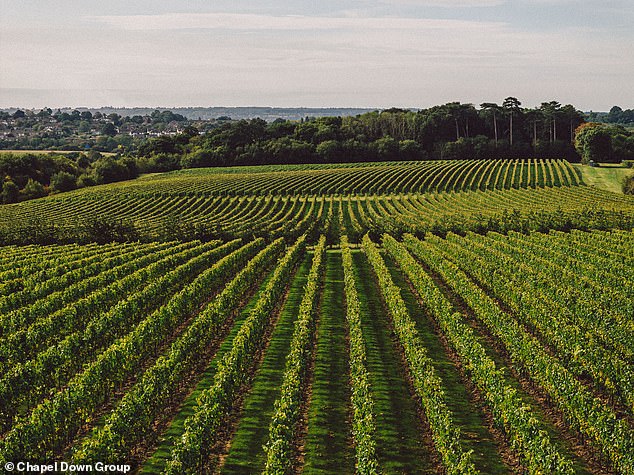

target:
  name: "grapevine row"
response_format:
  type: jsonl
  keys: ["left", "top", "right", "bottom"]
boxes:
{"left": 0, "top": 240, "right": 235, "bottom": 432}
{"left": 384, "top": 234, "right": 575, "bottom": 474}
{"left": 339, "top": 236, "right": 379, "bottom": 474}
{"left": 164, "top": 234, "right": 307, "bottom": 474}
{"left": 263, "top": 235, "right": 326, "bottom": 474}
{"left": 362, "top": 234, "right": 478, "bottom": 475}
{"left": 0, "top": 238, "right": 265, "bottom": 462}
{"left": 408, "top": 234, "right": 634, "bottom": 474}
{"left": 72, "top": 237, "right": 286, "bottom": 464}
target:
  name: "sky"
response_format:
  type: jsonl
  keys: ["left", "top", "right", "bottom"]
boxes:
{"left": 0, "top": 0, "right": 632, "bottom": 111}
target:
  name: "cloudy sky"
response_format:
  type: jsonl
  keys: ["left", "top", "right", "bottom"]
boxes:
{"left": 1, "top": 0, "right": 632, "bottom": 110}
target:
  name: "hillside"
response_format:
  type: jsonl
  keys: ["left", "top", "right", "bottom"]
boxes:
{"left": 4, "top": 158, "right": 633, "bottom": 245}
{"left": 0, "top": 158, "right": 633, "bottom": 475}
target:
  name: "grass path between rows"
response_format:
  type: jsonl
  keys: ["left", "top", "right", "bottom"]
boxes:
{"left": 384, "top": 252, "right": 510, "bottom": 475}
{"left": 139, "top": 263, "right": 281, "bottom": 474}
{"left": 352, "top": 250, "right": 437, "bottom": 474}
{"left": 573, "top": 163, "right": 631, "bottom": 194}
{"left": 220, "top": 255, "right": 312, "bottom": 474}
{"left": 411, "top": 252, "right": 596, "bottom": 475}
{"left": 303, "top": 250, "right": 356, "bottom": 474}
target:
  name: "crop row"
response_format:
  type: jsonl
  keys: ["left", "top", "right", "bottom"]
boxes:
{"left": 72, "top": 237, "right": 286, "bottom": 464}
{"left": 362, "top": 234, "right": 478, "bottom": 475}
{"left": 263, "top": 235, "right": 326, "bottom": 474}
{"left": 2, "top": 185, "right": 633, "bottom": 245}
{"left": 412, "top": 234, "right": 634, "bottom": 474}
{"left": 3, "top": 159, "right": 578, "bottom": 202}
{"left": 442, "top": 232, "right": 634, "bottom": 412}
{"left": 385, "top": 234, "right": 575, "bottom": 473}
{"left": 0, "top": 238, "right": 265, "bottom": 462}
{"left": 164, "top": 234, "right": 307, "bottom": 474}
{"left": 0, "top": 240, "right": 229, "bottom": 431}
{"left": 339, "top": 236, "right": 379, "bottom": 474}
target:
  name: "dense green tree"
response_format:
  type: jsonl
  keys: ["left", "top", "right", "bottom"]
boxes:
{"left": 480, "top": 103, "right": 502, "bottom": 147}
{"left": 611, "top": 128, "right": 634, "bottom": 162}
{"left": 78, "top": 121, "right": 91, "bottom": 133}
{"left": 77, "top": 173, "right": 96, "bottom": 188}
{"left": 100, "top": 123, "right": 117, "bottom": 137}
{"left": 146, "top": 153, "right": 181, "bottom": 172}
{"left": 107, "top": 113, "right": 122, "bottom": 126}
{"left": 539, "top": 101, "right": 561, "bottom": 143}
{"left": 1, "top": 179, "right": 19, "bottom": 204}
{"left": 92, "top": 157, "right": 130, "bottom": 184}
{"left": 398, "top": 139, "right": 424, "bottom": 160}
{"left": 575, "top": 123, "right": 613, "bottom": 163}
{"left": 120, "top": 157, "right": 139, "bottom": 179}
{"left": 316, "top": 140, "right": 345, "bottom": 163}
{"left": 181, "top": 149, "right": 214, "bottom": 168}
{"left": 50, "top": 171, "right": 77, "bottom": 192}
{"left": 21, "top": 178, "right": 47, "bottom": 199}
{"left": 560, "top": 105, "right": 585, "bottom": 143}
{"left": 371, "top": 136, "right": 399, "bottom": 161}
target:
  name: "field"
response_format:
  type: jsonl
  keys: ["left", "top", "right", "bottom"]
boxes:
{"left": 573, "top": 163, "right": 633, "bottom": 194}
{"left": 2, "top": 159, "right": 633, "bottom": 244}
{"left": 0, "top": 158, "right": 633, "bottom": 475}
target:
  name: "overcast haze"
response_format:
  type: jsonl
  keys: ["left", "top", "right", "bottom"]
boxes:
{"left": 1, "top": 0, "right": 632, "bottom": 110}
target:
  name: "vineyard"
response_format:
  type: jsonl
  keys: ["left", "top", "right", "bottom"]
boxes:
{"left": 0, "top": 159, "right": 633, "bottom": 474}
{"left": 0, "top": 159, "right": 633, "bottom": 244}
{"left": 30, "top": 158, "right": 582, "bottom": 196}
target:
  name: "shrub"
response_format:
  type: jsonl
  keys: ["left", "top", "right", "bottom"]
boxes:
{"left": 623, "top": 174, "right": 634, "bottom": 195}
{"left": 77, "top": 173, "right": 96, "bottom": 188}
{"left": 92, "top": 158, "right": 130, "bottom": 184}
{"left": 50, "top": 171, "right": 77, "bottom": 192}
{"left": 82, "top": 218, "right": 139, "bottom": 243}
{"left": 21, "top": 178, "right": 47, "bottom": 200}
{"left": 1, "top": 179, "right": 19, "bottom": 203}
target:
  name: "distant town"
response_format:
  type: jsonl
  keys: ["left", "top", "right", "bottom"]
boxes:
{"left": 0, "top": 107, "right": 376, "bottom": 152}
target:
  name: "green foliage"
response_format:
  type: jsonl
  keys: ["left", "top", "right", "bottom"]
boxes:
{"left": 165, "top": 235, "right": 306, "bottom": 474}
{"left": 263, "top": 236, "right": 326, "bottom": 474}
{"left": 1, "top": 179, "right": 19, "bottom": 203}
{"left": 50, "top": 171, "right": 77, "bottom": 192}
{"left": 623, "top": 174, "right": 634, "bottom": 195}
{"left": 77, "top": 173, "right": 96, "bottom": 188}
{"left": 92, "top": 157, "right": 131, "bottom": 184}
{"left": 21, "top": 178, "right": 47, "bottom": 199}
{"left": 363, "top": 234, "right": 478, "bottom": 475}
{"left": 390, "top": 235, "right": 576, "bottom": 474}
{"left": 575, "top": 123, "right": 613, "bottom": 163}
{"left": 339, "top": 236, "right": 379, "bottom": 474}
{"left": 137, "top": 153, "right": 181, "bottom": 173}
{"left": 1, "top": 100, "right": 589, "bottom": 165}
{"left": 71, "top": 240, "right": 270, "bottom": 465}
{"left": 315, "top": 139, "right": 344, "bottom": 163}
{"left": 575, "top": 122, "right": 634, "bottom": 164}
{"left": 0, "top": 241, "right": 260, "bottom": 464}
{"left": 100, "top": 122, "right": 117, "bottom": 137}
{"left": 180, "top": 149, "right": 214, "bottom": 168}
{"left": 82, "top": 218, "right": 139, "bottom": 243}
{"left": 0, "top": 242, "right": 226, "bottom": 433}
{"left": 411, "top": 233, "right": 634, "bottom": 474}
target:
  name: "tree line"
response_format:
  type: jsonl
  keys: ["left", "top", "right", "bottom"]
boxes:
{"left": 137, "top": 98, "right": 591, "bottom": 170}
{"left": 0, "top": 152, "right": 138, "bottom": 204}
{"left": 3, "top": 99, "right": 634, "bottom": 204}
